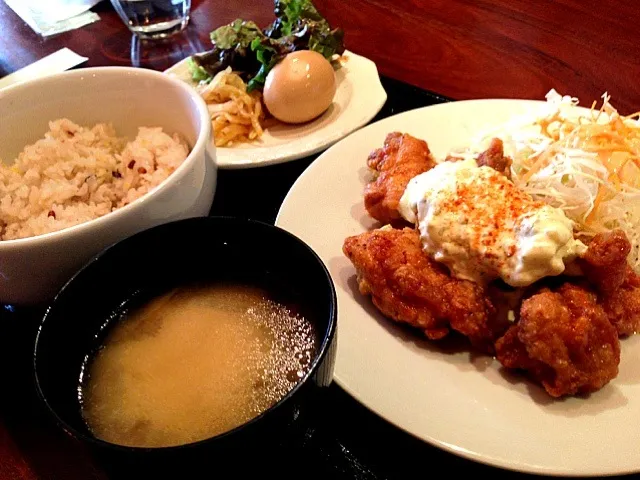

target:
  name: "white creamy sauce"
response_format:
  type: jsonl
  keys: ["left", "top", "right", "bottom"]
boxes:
{"left": 398, "top": 158, "right": 586, "bottom": 287}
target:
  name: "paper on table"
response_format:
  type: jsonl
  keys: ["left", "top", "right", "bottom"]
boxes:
{"left": 5, "top": 0, "right": 103, "bottom": 37}
{"left": 0, "top": 48, "right": 88, "bottom": 90}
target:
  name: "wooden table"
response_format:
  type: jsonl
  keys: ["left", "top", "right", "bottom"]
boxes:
{"left": 1, "top": 1, "right": 640, "bottom": 479}
{"left": 2, "top": 0, "right": 640, "bottom": 112}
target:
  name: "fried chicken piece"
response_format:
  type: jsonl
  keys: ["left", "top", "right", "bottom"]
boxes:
{"left": 495, "top": 282, "right": 620, "bottom": 397}
{"left": 444, "top": 137, "right": 512, "bottom": 178}
{"left": 600, "top": 268, "right": 640, "bottom": 336}
{"left": 577, "top": 230, "right": 640, "bottom": 335}
{"left": 364, "top": 133, "right": 435, "bottom": 224}
{"left": 579, "top": 229, "right": 631, "bottom": 295}
{"left": 475, "top": 138, "right": 512, "bottom": 178}
{"left": 342, "top": 227, "right": 506, "bottom": 350}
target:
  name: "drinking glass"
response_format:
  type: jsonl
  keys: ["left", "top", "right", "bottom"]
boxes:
{"left": 110, "top": 0, "right": 191, "bottom": 40}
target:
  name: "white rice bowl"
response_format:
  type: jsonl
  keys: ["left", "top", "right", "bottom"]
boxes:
{"left": 0, "top": 67, "right": 216, "bottom": 305}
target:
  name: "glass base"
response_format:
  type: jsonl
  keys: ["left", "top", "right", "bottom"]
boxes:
{"left": 129, "top": 16, "right": 189, "bottom": 40}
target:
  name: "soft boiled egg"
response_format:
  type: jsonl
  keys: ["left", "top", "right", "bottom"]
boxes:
{"left": 263, "top": 50, "right": 337, "bottom": 124}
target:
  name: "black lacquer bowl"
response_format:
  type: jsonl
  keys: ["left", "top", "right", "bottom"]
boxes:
{"left": 33, "top": 216, "right": 337, "bottom": 475}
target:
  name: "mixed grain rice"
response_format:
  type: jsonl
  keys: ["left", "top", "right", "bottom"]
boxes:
{"left": 0, "top": 119, "right": 189, "bottom": 240}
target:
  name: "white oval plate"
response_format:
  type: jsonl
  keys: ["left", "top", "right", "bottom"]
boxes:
{"left": 164, "top": 50, "right": 386, "bottom": 169}
{"left": 275, "top": 99, "right": 640, "bottom": 477}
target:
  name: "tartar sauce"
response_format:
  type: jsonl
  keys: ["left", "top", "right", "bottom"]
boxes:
{"left": 398, "top": 158, "right": 586, "bottom": 287}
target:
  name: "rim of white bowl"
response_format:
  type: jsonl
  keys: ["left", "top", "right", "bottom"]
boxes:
{"left": 0, "top": 66, "right": 212, "bottom": 251}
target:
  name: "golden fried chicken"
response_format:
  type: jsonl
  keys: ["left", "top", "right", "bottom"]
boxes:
{"left": 495, "top": 282, "right": 620, "bottom": 397}
{"left": 579, "top": 229, "right": 631, "bottom": 295}
{"left": 445, "top": 137, "right": 512, "bottom": 178}
{"left": 354, "top": 132, "right": 636, "bottom": 399}
{"left": 577, "top": 230, "right": 640, "bottom": 335}
{"left": 342, "top": 227, "right": 507, "bottom": 350}
{"left": 475, "top": 138, "right": 512, "bottom": 178}
{"left": 600, "top": 268, "right": 640, "bottom": 336}
{"left": 364, "top": 133, "right": 435, "bottom": 224}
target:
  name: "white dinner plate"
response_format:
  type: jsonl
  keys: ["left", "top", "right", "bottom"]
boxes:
{"left": 275, "top": 99, "right": 640, "bottom": 477}
{"left": 164, "top": 50, "right": 387, "bottom": 169}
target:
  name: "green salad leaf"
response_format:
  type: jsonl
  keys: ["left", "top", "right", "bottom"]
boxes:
{"left": 187, "top": 57, "right": 213, "bottom": 83}
{"left": 210, "top": 19, "right": 263, "bottom": 49}
{"left": 273, "top": 0, "right": 324, "bottom": 35}
{"left": 188, "top": 0, "right": 345, "bottom": 91}
{"left": 247, "top": 37, "right": 277, "bottom": 90}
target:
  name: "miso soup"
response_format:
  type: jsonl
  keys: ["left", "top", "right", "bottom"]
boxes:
{"left": 80, "top": 283, "right": 317, "bottom": 448}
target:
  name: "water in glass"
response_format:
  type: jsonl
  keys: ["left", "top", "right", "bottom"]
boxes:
{"left": 111, "top": 0, "right": 191, "bottom": 39}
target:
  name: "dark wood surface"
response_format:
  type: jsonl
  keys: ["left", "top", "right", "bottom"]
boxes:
{"left": 2, "top": 0, "right": 640, "bottom": 112}
{"left": 316, "top": 0, "right": 640, "bottom": 114}
{"left": 2, "top": 1, "right": 640, "bottom": 478}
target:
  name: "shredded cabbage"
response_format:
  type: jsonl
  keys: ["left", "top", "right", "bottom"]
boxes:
{"left": 450, "top": 89, "right": 640, "bottom": 273}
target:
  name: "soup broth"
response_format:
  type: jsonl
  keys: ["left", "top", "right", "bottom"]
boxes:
{"left": 80, "top": 283, "right": 317, "bottom": 448}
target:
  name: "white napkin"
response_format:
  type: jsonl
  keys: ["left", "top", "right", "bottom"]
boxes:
{"left": 0, "top": 48, "right": 88, "bottom": 90}
{"left": 5, "top": 0, "right": 103, "bottom": 37}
